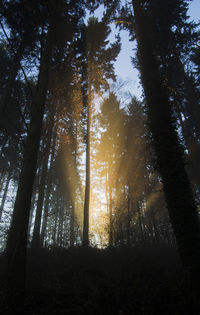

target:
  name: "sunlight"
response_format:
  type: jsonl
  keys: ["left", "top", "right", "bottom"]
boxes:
{"left": 1, "top": 0, "right": 200, "bottom": 312}
{"left": 87, "top": 92, "right": 128, "bottom": 246}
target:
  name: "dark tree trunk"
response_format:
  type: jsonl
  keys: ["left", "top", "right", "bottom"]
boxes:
{"left": 83, "top": 102, "right": 91, "bottom": 247}
{"left": 132, "top": 0, "right": 200, "bottom": 305}
{"left": 40, "top": 172, "right": 51, "bottom": 247}
{"left": 40, "top": 129, "right": 56, "bottom": 247}
{"left": 52, "top": 192, "right": 59, "bottom": 247}
{"left": 70, "top": 205, "right": 75, "bottom": 247}
{"left": 108, "top": 172, "right": 113, "bottom": 247}
{"left": 57, "top": 198, "right": 64, "bottom": 247}
{"left": 127, "top": 195, "right": 131, "bottom": 247}
{"left": 6, "top": 26, "right": 54, "bottom": 303}
{"left": 0, "top": 168, "right": 12, "bottom": 221}
{"left": 0, "top": 168, "right": 6, "bottom": 192}
{"left": 81, "top": 26, "right": 91, "bottom": 247}
{"left": 31, "top": 109, "right": 54, "bottom": 250}
{"left": 27, "top": 187, "right": 37, "bottom": 243}
{"left": 150, "top": 207, "right": 159, "bottom": 244}
{"left": 27, "top": 167, "right": 42, "bottom": 240}
{"left": 137, "top": 201, "right": 144, "bottom": 242}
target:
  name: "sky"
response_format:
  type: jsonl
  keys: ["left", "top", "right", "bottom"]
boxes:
{"left": 107, "top": 0, "right": 200, "bottom": 100}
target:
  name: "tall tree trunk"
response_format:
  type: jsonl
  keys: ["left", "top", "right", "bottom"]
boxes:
{"left": 83, "top": 102, "right": 91, "bottom": 247}
{"left": 40, "top": 129, "right": 56, "bottom": 247}
{"left": 81, "top": 26, "right": 91, "bottom": 247}
{"left": 0, "top": 136, "right": 8, "bottom": 157}
{"left": 31, "top": 108, "right": 54, "bottom": 250}
{"left": 57, "top": 197, "right": 64, "bottom": 247}
{"left": 108, "top": 171, "right": 113, "bottom": 247}
{"left": 149, "top": 206, "right": 159, "bottom": 244}
{"left": 52, "top": 190, "right": 59, "bottom": 247}
{"left": 27, "top": 187, "right": 37, "bottom": 244}
{"left": 70, "top": 205, "right": 75, "bottom": 247}
{"left": 27, "top": 166, "right": 43, "bottom": 241}
{"left": 132, "top": 0, "right": 200, "bottom": 304}
{"left": 0, "top": 168, "right": 12, "bottom": 221}
{"left": 70, "top": 120, "right": 78, "bottom": 247}
{"left": 127, "top": 195, "right": 131, "bottom": 247}
{"left": 137, "top": 201, "right": 144, "bottom": 242}
{"left": 0, "top": 168, "right": 6, "bottom": 192}
{"left": 6, "top": 25, "right": 54, "bottom": 302}
{"left": 40, "top": 182, "right": 50, "bottom": 247}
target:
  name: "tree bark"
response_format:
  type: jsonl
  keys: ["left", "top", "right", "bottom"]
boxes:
{"left": 132, "top": 0, "right": 200, "bottom": 305}
{"left": 27, "top": 186, "right": 37, "bottom": 244}
{"left": 70, "top": 205, "right": 75, "bottom": 247}
{"left": 0, "top": 168, "right": 12, "bottom": 221}
{"left": 52, "top": 191, "right": 59, "bottom": 247}
{"left": 137, "top": 201, "right": 144, "bottom": 242}
{"left": 6, "top": 25, "right": 54, "bottom": 303}
{"left": 31, "top": 108, "right": 54, "bottom": 250}
{"left": 83, "top": 101, "right": 91, "bottom": 247}
{"left": 40, "top": 128, "right": 56, "bottom": 247}
{"left": 108, "top": 170, "right": 113, "bottom": 247}
{"left": 0, "top": 168, "right": 6, "bottom": 192}
{"left": 127, "top": 195, "right": 131, "bottom": 247}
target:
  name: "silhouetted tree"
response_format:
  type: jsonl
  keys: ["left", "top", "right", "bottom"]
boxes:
{"left": 132, "top": 0, "right": 200, "bottom": 305}
{"left": 80, "top": 18, "right": 120, "bottom": 247}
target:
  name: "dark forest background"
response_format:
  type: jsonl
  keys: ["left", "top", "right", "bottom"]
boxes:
{"left": 0, "top": 0, "right": 200, "bottom": 314}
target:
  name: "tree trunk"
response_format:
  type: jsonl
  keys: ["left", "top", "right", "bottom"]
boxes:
{"left": 0, "top": 168, "right": 6, "bottom": 192}
{"left": 137, "top": 201, "right": 144, "bottom": 242}
{"left": 108, "top": 172, "right": 113, "bottom": 247}
{"left": 127, "top": 195, "right": 131, "bottom": 247}
{"left": 40, "top": 129, "right": 56, "bottom": 247}
{"left": 31, "top": 109, "right": 54, "bottom": 250}
{"left": 70, "top": 205, "right": 75, "bottom": 247}
{"left": 83, "top": 101, "right": 91, "bottom": 247}
{"left": 132, "top": 0, "right": 200, "bottom": 305}
{"left": 57, "top": 198, "right": 64, "bottom": 247}
{"left": 40, "top": 173, "right": 51, "bottom": 247}
{"left": 52, "top": 191, "right": 59, "bottom": 247}
{"left": 27, "top": 187, "right": 37, "bottom": 244}
{"left": 6, "top": 25, "right": 54, "bottom": 303}
{"left": 0, "top": 168, "right": 12, "bottom": 221}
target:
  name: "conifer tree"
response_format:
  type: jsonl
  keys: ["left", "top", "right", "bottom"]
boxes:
{"left": 5, "top": 0, "right": 86, "bottom": 302}
{"left": 80, "top": 18, "right": 120, "bottom": 247}
{"left": 132, "top": 0, "right": 200, "bottom": 305}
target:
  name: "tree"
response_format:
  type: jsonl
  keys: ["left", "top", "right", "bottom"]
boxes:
{"left": 132, "top": 0, "right": 200, "bottom": 305}
{"left": 96, "top": 92, "right": 125, "bottom": 246}
{"left": 0, "top": 0, "right": 46, "bottom": 130}
{"left": 80, "top": 17, "right": 120, "bottom": 246}
{"left": 191, "top": 45, "right": 200, "bottom": 87}
{"left": 6, "top": 24, "right": 55, "bottom": 304}
{"left": 5, "top": 0, "right": 72, "bottom": 302}
{"left": 31, "top": 105, "right": 54, "bottom": 250}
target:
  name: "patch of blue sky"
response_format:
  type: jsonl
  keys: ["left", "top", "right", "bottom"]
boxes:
{"left": 90, "top": 0, "right": 200, "bottom": 102}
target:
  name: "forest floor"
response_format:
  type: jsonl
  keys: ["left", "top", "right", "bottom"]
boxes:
{"left": 0, "top": 245, "right": 193, "bottom": 315}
